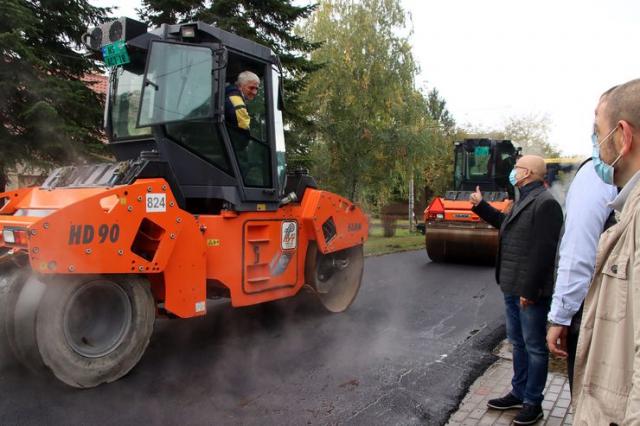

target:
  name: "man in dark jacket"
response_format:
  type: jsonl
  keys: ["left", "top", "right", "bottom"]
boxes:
{"left": 470, "top": 154, "right": 563, "bottom": 425}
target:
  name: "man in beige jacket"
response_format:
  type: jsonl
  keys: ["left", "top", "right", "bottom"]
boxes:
{"left": 573, "top": 78, "right": 640, "bottom": 424}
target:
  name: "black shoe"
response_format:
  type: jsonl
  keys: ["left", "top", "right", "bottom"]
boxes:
{"left": 486, "top": 392, "right": 523, "bottom": 410}
{"left": 513, "top": 403, "right": 543, "bottom": 425}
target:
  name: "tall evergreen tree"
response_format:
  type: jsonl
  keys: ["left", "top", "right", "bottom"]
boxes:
{"left": 138, "top": 0, "right": 322, "bottom": 168}
{"left": 425, "top": 88, "right": 455, "bottom": 134}
{"left": 0, "top": 0, "right": 110, "bottom": 191}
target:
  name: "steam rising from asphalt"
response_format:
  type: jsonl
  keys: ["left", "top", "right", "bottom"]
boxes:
{"left": 0, "top": 250, "right": 506, "bottom": 425}
{"left": 548, "top": 167, "right": 578, "bottom": 211}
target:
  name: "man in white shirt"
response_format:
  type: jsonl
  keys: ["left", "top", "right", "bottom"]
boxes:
{"left": 546, "top": 156, "right": 616, "bottom": 392}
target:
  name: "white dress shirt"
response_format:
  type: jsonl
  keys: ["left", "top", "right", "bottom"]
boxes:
{"left": 548, "top": 161, "right": 618, "bottom": 325}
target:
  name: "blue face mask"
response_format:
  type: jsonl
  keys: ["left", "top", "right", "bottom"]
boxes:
{"left": 509, "top": 169, "right": 518, "bottom": 186}
{"left": 591, "top": 128, "right": 622, "bottom": 185}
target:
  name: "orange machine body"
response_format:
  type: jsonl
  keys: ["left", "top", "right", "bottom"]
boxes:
{"left": 422, "top": 196, "right": 514, "bottom": 262}
{"left": 423, "top": 197, "right": 513, "bottom": 224}
{"left": 0, "top": 179, "right": 368, "bottom": 319}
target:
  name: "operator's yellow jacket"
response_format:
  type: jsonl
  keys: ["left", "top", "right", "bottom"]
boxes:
{"left": 224, "top": 85, "right": 250, "bottom": 133}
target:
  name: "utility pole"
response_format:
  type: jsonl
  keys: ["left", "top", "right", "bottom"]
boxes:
{"left": 408, "top": 175, "right": 414, "bottom": 233}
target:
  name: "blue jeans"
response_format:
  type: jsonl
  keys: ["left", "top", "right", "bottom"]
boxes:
{"left": 504, "top": 294, "right": 550, "bottom": 406}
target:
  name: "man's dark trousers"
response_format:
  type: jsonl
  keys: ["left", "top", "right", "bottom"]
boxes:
{"left": 566, "top": 305, "right": 582, "bottom": 393}
{"left": 505, "top": 294, "right": 551, "bottom": 405}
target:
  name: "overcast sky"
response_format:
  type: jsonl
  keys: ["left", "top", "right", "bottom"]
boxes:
{"left": 92, "top": 0, "right": 640, "bottom": 155}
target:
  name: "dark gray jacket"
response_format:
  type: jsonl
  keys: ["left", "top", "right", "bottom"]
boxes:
{"left": 472, "top": 184, "right": 563, "bottom": 300}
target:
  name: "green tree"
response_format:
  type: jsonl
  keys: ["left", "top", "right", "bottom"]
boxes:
{"left": 138, "top": 0, "right": 321, "bottom": 168}
{"left": 303, "top": 0, "right": 409, "bottom": 199}
{"left": 425, "top": 88, "right": 455, "bottom": 134}
{"left": 0, "top": 0, "right": 109, "bottom": 191}
{"left": 501, "top": 114, "right": 559, "bottom": 157}
{"left": 300, "top": 0, "right": 453, "bottom": 209}
{"left": 464, "top": 114, "right": 559, "bottom": 158}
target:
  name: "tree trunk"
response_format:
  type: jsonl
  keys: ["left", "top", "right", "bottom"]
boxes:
{"left": 0, "top": 167, "right": 7, "bottom": 193}
{"left": 349, "top": 177, "right": 358, "bottom": 202}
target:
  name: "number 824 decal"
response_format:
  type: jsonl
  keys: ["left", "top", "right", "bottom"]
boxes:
{"left": 146, "top": 193, "right": 166, "bottom": 212}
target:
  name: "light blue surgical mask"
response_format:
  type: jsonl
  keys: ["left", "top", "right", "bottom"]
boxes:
{"left": 591, "top": 127, "right": 622, "bottom": 185}
{"left": 509, "top": 169, "right": 518, "bottom": 186}
{"left": 509, "top": 167, "right": 528, "bottom": 187}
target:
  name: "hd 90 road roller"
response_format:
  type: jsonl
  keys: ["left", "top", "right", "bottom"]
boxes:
{"left": 0, "top": 18, "right": 368, "bottom": 388}
{"left": 423, "top": 139, "right": 519, "bottom": 263}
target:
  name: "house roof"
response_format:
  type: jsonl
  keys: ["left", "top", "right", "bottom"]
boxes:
{"left": 82, "top": 73, "right": 108, "bottom": 95}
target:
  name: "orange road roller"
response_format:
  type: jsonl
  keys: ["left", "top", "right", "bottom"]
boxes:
{"left": 0, "top": 18, "right": 368, "bottom": 388}
{"left": 423, "top": 139, "right": 519, "bottom": 263}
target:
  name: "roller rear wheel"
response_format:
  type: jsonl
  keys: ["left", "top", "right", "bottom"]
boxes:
{"left": 35, "top": 275, "right": 156, "bottom": 388}
{"left": 304, "top": 243, "right": 364, "bottom": 313}
{"left": 0, "top": 268, "right": 28, "bottom": 366}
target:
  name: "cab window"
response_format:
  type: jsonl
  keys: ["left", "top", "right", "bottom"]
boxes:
{"left": 165, "top": 121, "right": 232, "bottom": 173}
{"left": 224, "top": 60, "right": 272, "bottom": 188}
{"left": 111, "top": 66, "right": 151, "bottom": 139}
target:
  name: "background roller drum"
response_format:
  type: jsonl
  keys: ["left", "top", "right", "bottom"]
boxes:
{"left": 304, "top": 243, "right": 364, "bottom": 313}
{"left": 425, "top": 224, "right": 498, "bottom": 264}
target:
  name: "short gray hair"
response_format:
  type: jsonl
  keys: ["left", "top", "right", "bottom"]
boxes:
{"left": 600, "top": 84, "right": 618, "bottom": 101}
{"left": 607, "top": 78, "right": 640, "bottom": 128}
{"left": 236, "top": 71, "right": 260, "bottom": 86}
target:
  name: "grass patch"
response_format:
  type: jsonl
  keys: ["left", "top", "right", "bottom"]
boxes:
{"left": 364, "top": 226, "right": 424, "bottom": 256}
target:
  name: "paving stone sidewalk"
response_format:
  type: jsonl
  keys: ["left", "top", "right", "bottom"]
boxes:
{"left": 446, "top": 341, "right": 572, "bottom": 425}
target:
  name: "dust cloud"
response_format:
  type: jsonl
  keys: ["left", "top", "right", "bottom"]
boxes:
{"left": 548, "top": 167, "right": 579, "bottom": 210}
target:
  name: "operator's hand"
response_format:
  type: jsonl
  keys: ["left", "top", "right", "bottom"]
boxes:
{"left": 546, "top": 324, "right": 569, "bottom": 358}
{"left": 519, "top": 296, "right": 534, "bottom": 309}
{"left": 469, "top": 186, "right": 483, "bottom": 206}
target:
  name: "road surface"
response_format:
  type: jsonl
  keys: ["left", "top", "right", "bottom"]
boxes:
{"left": 0, "top": 250, "right": 505, "bottom": 425}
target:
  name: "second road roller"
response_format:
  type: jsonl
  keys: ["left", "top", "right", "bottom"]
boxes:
{"left": 422, "top": 139, "right": 520, "bottom": 263}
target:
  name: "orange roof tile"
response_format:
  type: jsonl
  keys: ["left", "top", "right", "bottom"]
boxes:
{"left": 82, "top": 73, "right": 108, "bottom": 95}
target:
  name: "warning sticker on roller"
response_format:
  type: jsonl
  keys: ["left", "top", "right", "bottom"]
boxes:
{"left": 281, "top": 221, "right": 297, "bottom": 250}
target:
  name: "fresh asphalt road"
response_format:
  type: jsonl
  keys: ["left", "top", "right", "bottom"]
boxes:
{"left": 0, "top": 249, "right": 505, "bottom": 425}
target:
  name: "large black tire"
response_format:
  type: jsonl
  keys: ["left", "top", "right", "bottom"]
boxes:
{"left": 0, "top": 268, "right": 21, "bottom": 366}
{"left": 34, "top": 275, "right": 155, "bottom": 388}
{"left": 0, "top": 265, "right": 40, "bottom": 365}
{"left": 11, "top": 274, "right": 47, "bottom": 372}
{"left": 304, "top": 243, "right": 364, "bottom": 313}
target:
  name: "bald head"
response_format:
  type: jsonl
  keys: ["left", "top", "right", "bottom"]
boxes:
{"left": 516, "top": 155, "right": 546, "bottom": 184}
